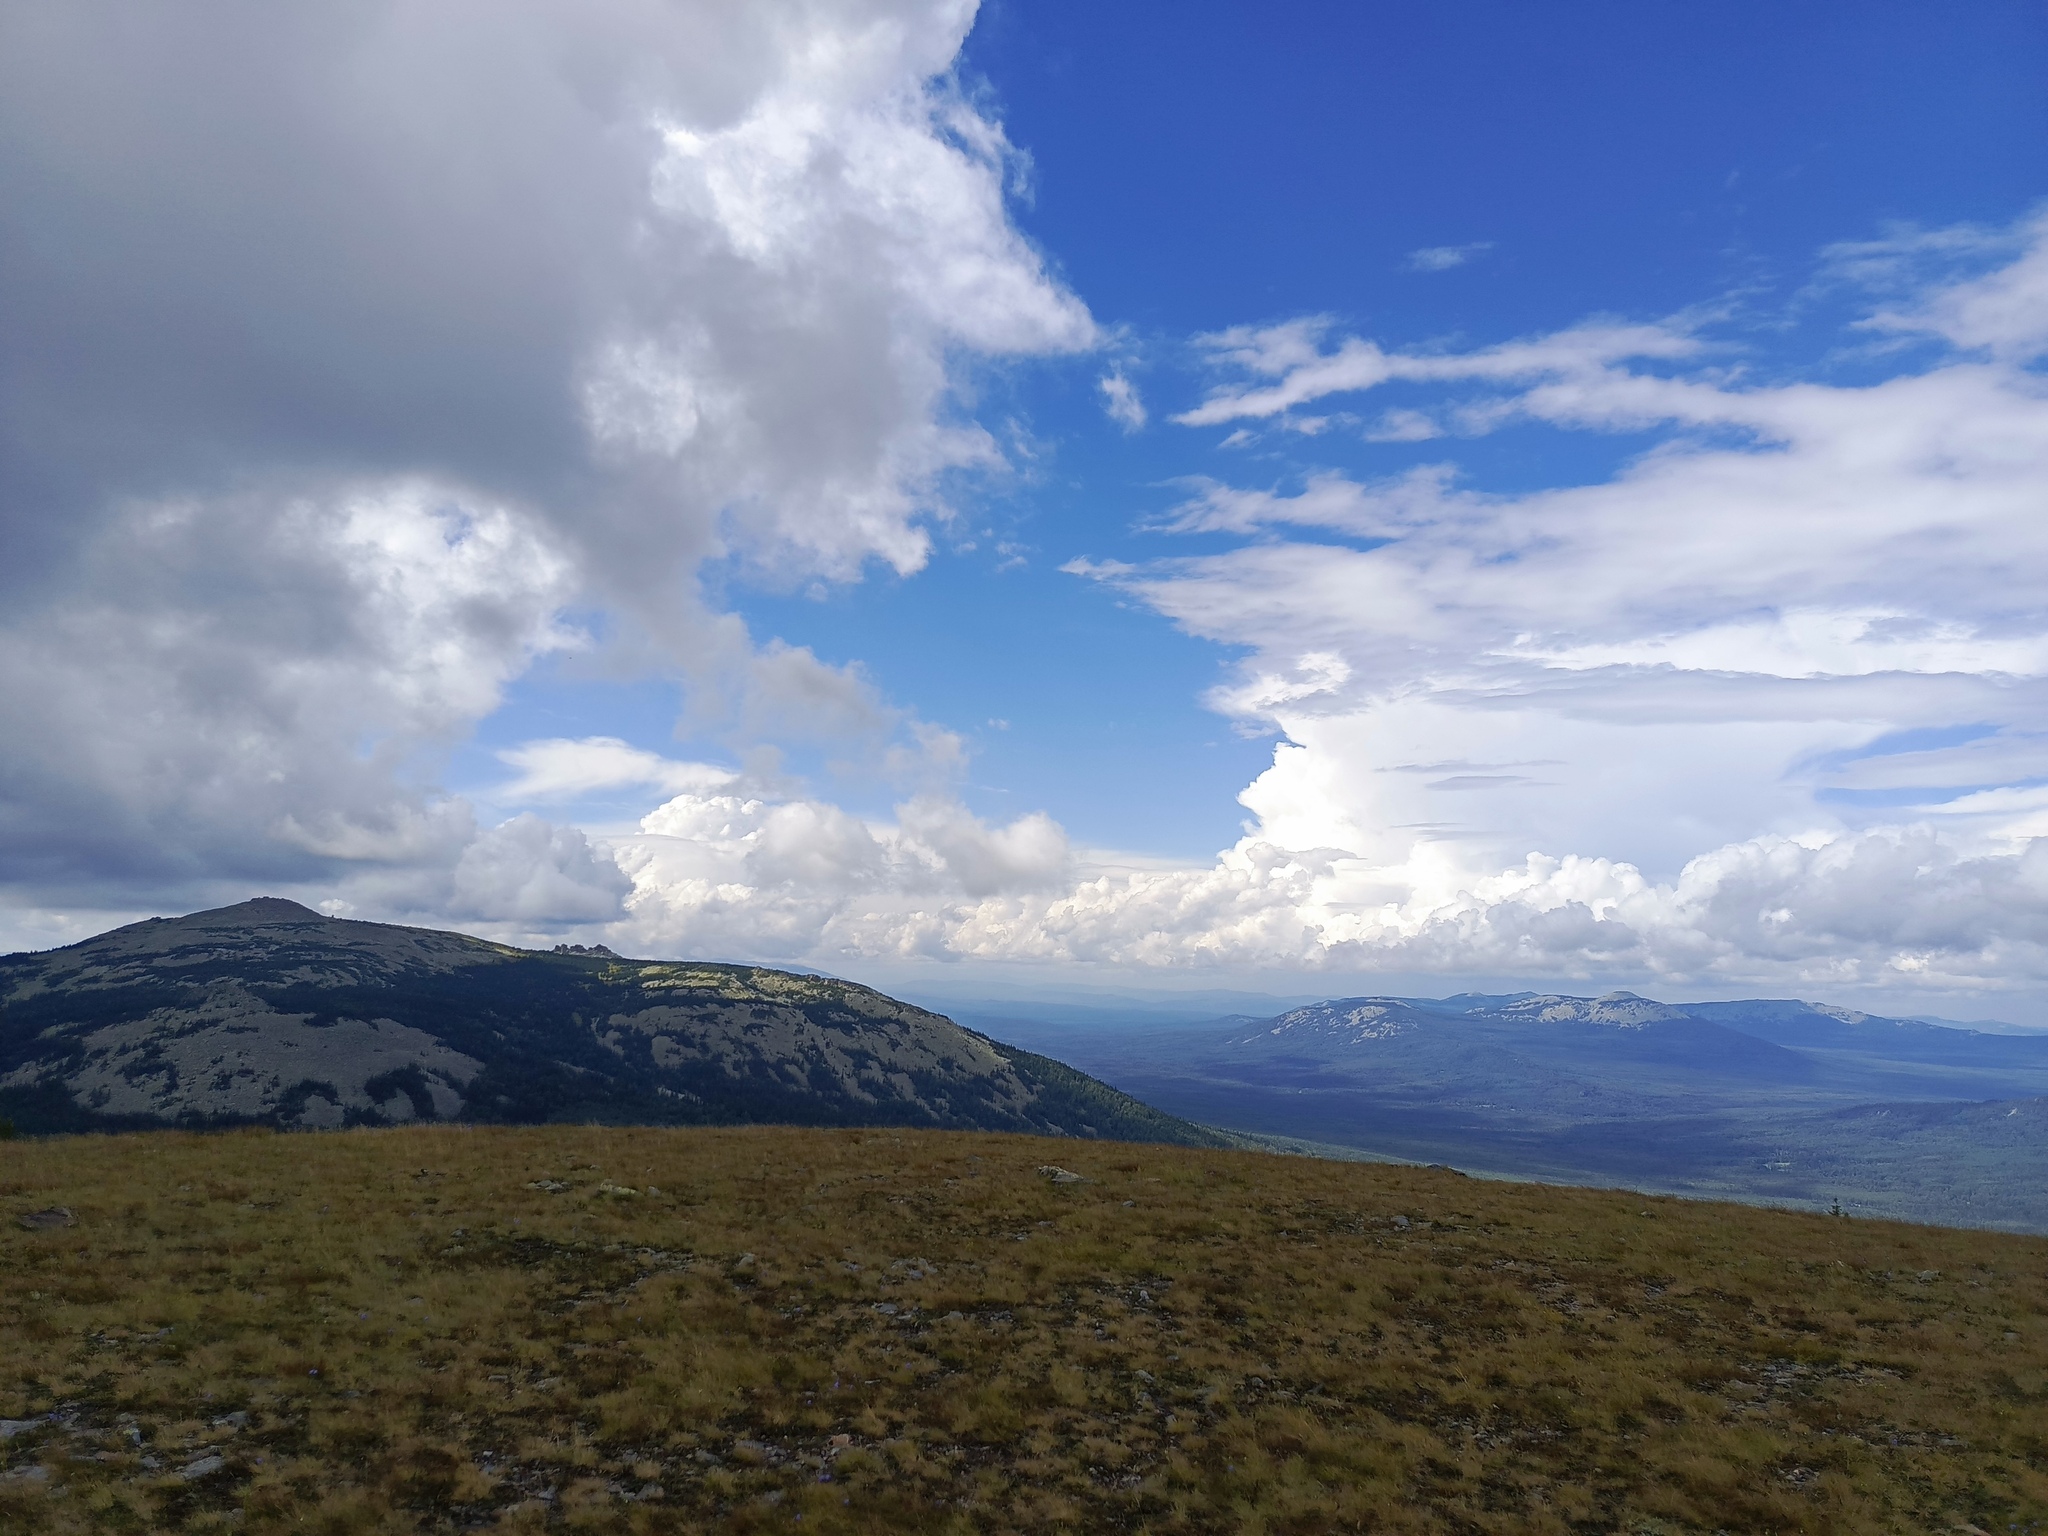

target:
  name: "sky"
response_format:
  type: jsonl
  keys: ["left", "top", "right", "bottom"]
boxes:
{"left": 3, "top": 1, "right": 2047, "bottom": 1015}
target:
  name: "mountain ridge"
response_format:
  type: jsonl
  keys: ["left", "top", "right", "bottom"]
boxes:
{"left": 942, "top": 984, "right": 2048, "bottom": 1230}
{"left": 0, "top": 899, "right": 1226, "bottom": 1147}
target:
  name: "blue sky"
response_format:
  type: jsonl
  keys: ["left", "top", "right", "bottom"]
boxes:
{"left": 3, "top": 1, "right": 2047, "bottom": 1011}
{"left": 467, "top": 0, "right": 2048, "bottom": 853}
{"left": 974, "top": 2, "right": 2045, "bottom": 319}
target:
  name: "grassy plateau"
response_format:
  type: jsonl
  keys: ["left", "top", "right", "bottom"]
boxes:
{"left": 2, "top": 1124, "right": 2046, "bottom": 1534}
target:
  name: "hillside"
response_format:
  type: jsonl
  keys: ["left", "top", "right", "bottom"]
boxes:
{"left": 0, "top": 900, "right": 1220, "bottom": 1147}
{"left": 944, "top": 989, "right": 2048, "bottom": 1231}
{"left": 3, "top": 1123, "right": 2046, "bottom": 1533}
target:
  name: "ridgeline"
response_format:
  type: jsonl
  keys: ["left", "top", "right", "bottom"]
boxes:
{"left": 0, "top": 900, "right": 1219, "bottom": 1148}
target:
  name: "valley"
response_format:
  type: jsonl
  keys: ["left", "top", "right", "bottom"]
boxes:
{"left": 938, "top": 992, "right": 2048, "bottom": 1232}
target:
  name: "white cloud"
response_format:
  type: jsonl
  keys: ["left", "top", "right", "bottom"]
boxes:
{"left": 8, "top": 1, "right": 2043, "bottom": 1011}
{"left": 606, "top": 812, "right": 2048, "bottom": 1003}
{"left": 918, "top": 827, "right": 2048, "bottom": 990}
{"left": 0, "top": 481, "right": 575, "bottom": 889}
{"left": 451, "top": 814, "right": 632, "bottom": 925}
{"left": 1173, "top": 317, "right": 1700, "bottom": 427}
{"left": 1364, "top": 408, "right": 1444, "bottom": 442}
{"left": 591, "top": 209, "right": 2048, "bottom": 1004}
{"left": 611, "top": 787, "right": 1071, "bottom": 958}
{"left": 1098, "top": 370, "right": 1147, "bottom": 431}
{"left": 1406, "top": 241, "right": 1493, "bottom": 272}
{"left": 895, "top": 797, "right": 1070, "bottom": 897}
{"left": 1021, "top": 209, "right": 2048, "bottom": 993}
{"left": 0, "top": 0, "right": 1094, "bottom": 926}
{"left": 1145, "top": 466, "right": 1456, "bottom": 537}
{"left": 1829, "top": 208, "right": 2048, "bottom": 360}
{"left": 494, "top": 738, "right": 738, "bottom": 803}
{"left": 1882, "top": 222, "right": 2048, "bottom": 360}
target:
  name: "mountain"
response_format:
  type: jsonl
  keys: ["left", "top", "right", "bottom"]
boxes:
{"left": 0, "top": 899, "right": 1225, "bottom": 1145}
{"left": 1682, "top": 997, "right": 2048, "bottom": 1063}
{"left": 948, "top": 986, "right": 2048, "bottom": 1231}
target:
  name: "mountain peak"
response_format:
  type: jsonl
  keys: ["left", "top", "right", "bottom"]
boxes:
{"left": 0, "top": 904, "right": 1224, "bottom": 1147}
{"left": 186, "top": 897, "right": 327, "bottom": 925}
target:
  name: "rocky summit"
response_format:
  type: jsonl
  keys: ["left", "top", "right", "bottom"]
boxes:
{"left": 0, "top": 900, "right": 1221, "bottom": 1145}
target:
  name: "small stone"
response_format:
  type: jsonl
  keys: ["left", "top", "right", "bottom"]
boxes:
{"left": 16, "top": 1208, "right": 74, "bottom": 1231}
{"left": 178, "top": 1454, "right": 225, "bottom": 1480}
{"left": 1392, "top": 1215, "right": 1410, "bottom": 1230}
{"left": 636, "top": 1482, "right": 665, "bottom": 1500}
{"left": 1036, "top": 1165, "right": 1085, "bottom": 1184}
{"left": 0, "top": 1418, "right": 46, "bottom": 1440}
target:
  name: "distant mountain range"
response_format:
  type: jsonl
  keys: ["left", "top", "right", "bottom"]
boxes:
{"left": 943, "top": 988, "right": 2048, "bottom": 1232}
{"left": 14, "top": 905, "right": 2046, "bottom": 1231}
{"left": 0, "top": 899, "right": 1223, "bottom": 1147}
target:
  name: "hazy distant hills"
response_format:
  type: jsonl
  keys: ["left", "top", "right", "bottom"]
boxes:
{"left": 14, "top": 902, "right": 2046, "bottom": 1230}
{"left": 0, "top": 899, "right": 1223, "bottom": 1146}
{"left": 944, "top": 988, "right": 2048, "bottom": 1231}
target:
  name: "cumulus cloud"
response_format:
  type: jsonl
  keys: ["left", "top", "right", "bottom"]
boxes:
{"left": 603, "top": 210, "right": 2048, "bottom": 1004}
{"left": 9, "top": 0, "right": 2043, "bottom": 1007}
{"left": 611, "top": 788, "right": 1070, "bottom": 958}
{"left": 1029, "top": 209, "right": 2048, "bottom": 995}
{"left": 0, "top": 483, "right": 576, "bottom": 892}
{"left": 451, "top": 814, "right": 633, "bottom": 925}
{"left": 0, "top": 0, "right": 1092, "bottom": 928}
{"left": 900, "top": 827, "right": 2048, "bottom": 990}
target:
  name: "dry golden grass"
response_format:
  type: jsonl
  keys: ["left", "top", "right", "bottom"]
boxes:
{"left": 2, "top": 1124, "right": 2046, "bottom": 1534}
